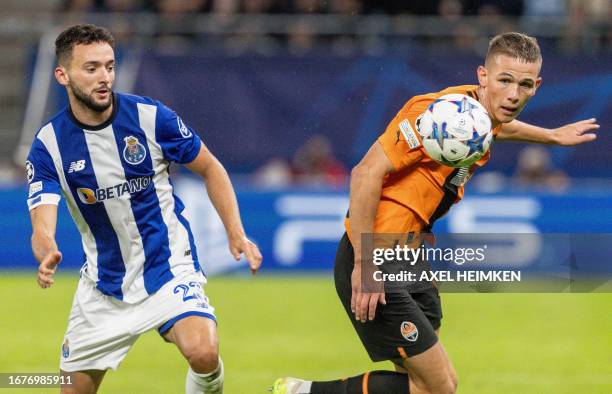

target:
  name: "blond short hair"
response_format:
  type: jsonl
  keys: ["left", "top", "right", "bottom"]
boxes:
{"left": 486, "top": 32, "right": 542, "bottom": 64}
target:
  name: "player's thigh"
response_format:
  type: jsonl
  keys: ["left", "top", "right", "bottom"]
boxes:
{"left": 411, "top": 287, "right": 443, "bottom": 331}
{"left": 163, "top": 315, "right": 218, "bottom": 360}
{"left": 60, "top": 369, "right": 106, "bottom": 394}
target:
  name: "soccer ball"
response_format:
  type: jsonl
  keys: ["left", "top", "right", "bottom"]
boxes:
{"left": 417, "top": 94, "right": 493, "bottom": 168}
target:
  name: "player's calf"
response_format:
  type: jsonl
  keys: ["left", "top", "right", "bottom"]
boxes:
{"left": 273, "top": 371, "right": 411, "bottom": 394}
{"left": 186, "top": 358, "right": 224, "bottom": 394}
{"left": 162, "top": 315, "right": 222, "bottom": 393}
{"left": 408, "top": 374, "right": 456, "bottom": 394}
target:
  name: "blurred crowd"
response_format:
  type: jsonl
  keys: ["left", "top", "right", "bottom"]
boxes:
{"left": 62, "top": 0, "right": 610, "bottom": 18}
{"left": 253, "top": 135, "right": 348, "bottom": 188}
{"left": 58, "top": 0, "right": 611, "bottom": 55}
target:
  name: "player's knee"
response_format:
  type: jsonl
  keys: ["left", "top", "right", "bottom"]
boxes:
{"left": 429, "top": 374, "right": 457, "bottom": 394}
{"left": 449, "top": 369, "right": 458, "bottom": 392}
{"left": 185, "top": 345, "right": 219, "bottom": 374}
{"left": 415, "top": 373, "right": 455, "bottom": 394}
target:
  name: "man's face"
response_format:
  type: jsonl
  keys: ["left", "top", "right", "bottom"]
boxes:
{"left": 477, "top": 54, "right": 542, "bottom": 124}
{"left": 56, "top": 42, "right": 115, "bottom": 112}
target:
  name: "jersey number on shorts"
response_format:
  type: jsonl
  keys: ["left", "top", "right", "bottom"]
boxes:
{"left": 173, "top": 282, "right": 201, "bottom": 302}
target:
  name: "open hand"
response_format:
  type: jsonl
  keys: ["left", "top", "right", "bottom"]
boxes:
{"left": 37, "top": 250, "right": 62, "bottom": 289}
{"left": 229, "top": 236, "right": 262, "bottom": 274}
{"left": 552, "top": 118, "right": 599, "bottom": 146}
{"left": 351, "top": 265, "right": 386, "bottom": 323}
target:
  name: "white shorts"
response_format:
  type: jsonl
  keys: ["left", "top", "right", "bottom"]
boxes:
{"left": 60, "top": 271, "right": 216, "bottom": 372}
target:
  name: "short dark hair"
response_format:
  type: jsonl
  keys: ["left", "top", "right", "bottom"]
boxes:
{"left": 485, "top": 32, "right": 541, "bottom": 64}
{"left": 55, "top": 24, "right": 115, "bottom": 65}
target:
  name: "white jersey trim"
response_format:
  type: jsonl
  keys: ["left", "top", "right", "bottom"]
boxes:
{"left": 27, "top": 193, "right": 61, "bottom": 210}
{"left": 83, "top": 125, "right": 148, "bottom": 302}
{"left": 137, "top": 103, "right": 195, "bottom": 277}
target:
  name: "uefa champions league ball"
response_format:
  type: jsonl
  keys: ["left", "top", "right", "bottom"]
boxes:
{"left": 417, "top": 94, "right": 493, "bottom": 168}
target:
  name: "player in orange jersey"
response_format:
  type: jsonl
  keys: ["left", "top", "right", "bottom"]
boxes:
{"left": 273, "top": 32, "right": 599, "bottom": 394}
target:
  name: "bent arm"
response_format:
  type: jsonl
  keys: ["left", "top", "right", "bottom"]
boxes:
{"left": 349, "top": 142, "right": 395, "bottom": 266}
{"left": 185, "top": 143, "right": 245, "bottom": 240}
{"left": 30, "top": 204, "right": 59, "bottom": 264}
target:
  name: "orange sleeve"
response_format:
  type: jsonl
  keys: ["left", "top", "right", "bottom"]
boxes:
{"left": 377, "top": 98, "right": 433, "bottom": 171}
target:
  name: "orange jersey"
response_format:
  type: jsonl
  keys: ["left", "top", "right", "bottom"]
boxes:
{"left": 346, "top": 85, "right": 501, "bottom": 237}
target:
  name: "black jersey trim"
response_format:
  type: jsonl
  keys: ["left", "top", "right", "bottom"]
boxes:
{"left": 467, "top": 88, "right": 479, "bottom": 101}
{"left": 424, "top": 168, "right": 460, "bottom": 233}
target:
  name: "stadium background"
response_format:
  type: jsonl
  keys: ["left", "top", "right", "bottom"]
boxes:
{"left": 0, "top": 1, "right": 610, "bottom": 393}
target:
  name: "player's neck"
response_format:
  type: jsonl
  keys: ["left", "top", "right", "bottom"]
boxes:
{"left": 68, "top": 94, "right": 114, "bottom": 128}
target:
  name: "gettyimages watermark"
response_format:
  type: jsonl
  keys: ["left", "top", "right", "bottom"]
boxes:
{"left": 359, "top": 233, "right": 612, "bottom": 293}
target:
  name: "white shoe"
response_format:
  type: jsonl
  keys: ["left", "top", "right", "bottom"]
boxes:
{"left": 271, "top": 377, "right": 310, "bottom": 394}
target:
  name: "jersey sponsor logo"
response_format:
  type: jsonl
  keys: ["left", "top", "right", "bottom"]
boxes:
{"left": 399, "top": 119, "right": 421, "bottom": 150}
{"left": 76, "top": 176, "right": 152, "bottom": 204}
{"left": 122, "top": 136, "right": 147, "bottom": 165}
{"left": 177, "top": 116, "right": 192, "bottom": 138}
{"left": 68, "top": 159, "right": 86, "bottom": 173}
{"left": 61, "top": 338, "right": 70, "bottom": 358}
{"left": 25, "top": 160, "right": 34, "bottom": 183}
{"left": 400, "top": 321, "right": 418, "bottom": 342}
{"left": 29, "top": 181, "right": 43, "bottom": 197}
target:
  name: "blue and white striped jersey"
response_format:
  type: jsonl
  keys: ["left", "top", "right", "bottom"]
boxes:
{"left": 26, "top": 93, "right": 204, "bottom": 303}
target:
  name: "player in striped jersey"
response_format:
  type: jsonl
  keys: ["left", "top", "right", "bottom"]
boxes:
{"left": 273, "top": 33, "right": 599, "bottom": 394}
{"left": 27, "top": 24, "right": 262, "bottom": 394}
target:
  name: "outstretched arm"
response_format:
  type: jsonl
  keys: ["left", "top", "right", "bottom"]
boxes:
{"left": 497, "top": 118, "right": 599, "bottom": 145}
{"left": 30, "top": 204, "right": 62, "bottom": 288}
{"left": 185, "top": 143, "right": 262, "bottom": 274}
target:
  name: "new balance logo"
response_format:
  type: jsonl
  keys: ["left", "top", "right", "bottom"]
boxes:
{"left": 68, "top": 160, "right": 86, "bottom": 173}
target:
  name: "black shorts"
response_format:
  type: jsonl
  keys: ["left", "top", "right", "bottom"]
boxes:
{"left": 334, "top": 233, "right": 441, "bottom": 362}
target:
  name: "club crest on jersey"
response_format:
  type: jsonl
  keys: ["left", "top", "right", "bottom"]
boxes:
{"left": 400, "top": 321, "right": 418, "bottom": 342}
{"left": 62, "top": 338, "right": 70, "bottom": 358}
{"left": 123, "top": 136, "right": 146, "bottom": 165}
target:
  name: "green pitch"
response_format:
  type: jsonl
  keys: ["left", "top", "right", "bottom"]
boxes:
{"left": 0, "top": 273, "right": 610, "bottom": 393}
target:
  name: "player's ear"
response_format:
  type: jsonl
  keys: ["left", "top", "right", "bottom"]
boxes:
{"left": 535, "top": 76, "right": 542, "bottom": 90}
{"left": 54, "top": 65, "right": 69, "bottom": 87}
{"left": 477, "top": 65, "right": 487, "bottom": 87}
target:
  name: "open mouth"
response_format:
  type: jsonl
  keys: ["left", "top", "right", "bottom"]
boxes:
{"left": 500, "top": 106, "right": 518, "bottom": 116}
